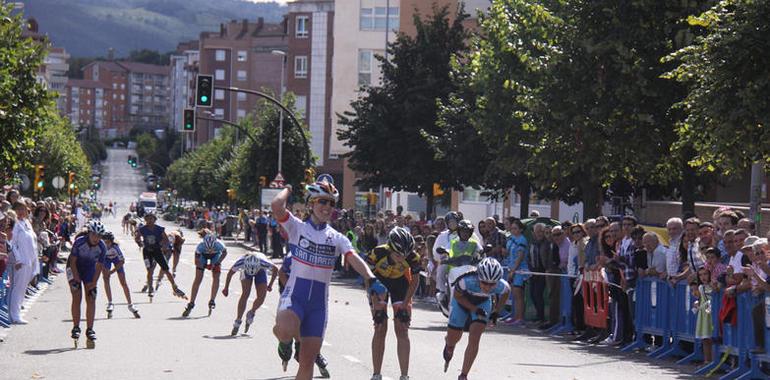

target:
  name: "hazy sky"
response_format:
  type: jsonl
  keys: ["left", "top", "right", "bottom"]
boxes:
{"left": 243, "top": 0, "right": 289, "bottom": 4}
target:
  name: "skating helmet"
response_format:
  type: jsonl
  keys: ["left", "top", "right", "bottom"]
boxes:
{"left": 305, "top": 180, "right": 339, "bottom": 204}
{"left": 102, "top": 231, "right": 115, "bottom": 241}
{"left": 388, "top": 226, "right": 415, "bottom": 257}
{"left": 242, "top": 255, "right": 260, "bottom": 276}
{"left": 203, "top": 234, "right": 218, "bottom": 251}
{"left": 477, "top": 258, "right": 503, "bottom": 283}
{"left": 457, "top": 219, "right": 474, "bottom": 233}
{"left": 87, "top": 220, "right": 106, "bottom": 236}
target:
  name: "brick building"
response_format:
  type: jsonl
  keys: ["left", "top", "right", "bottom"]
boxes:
{"left": 286, "top": 0, "right": 339, "bottom": 177}
{"left": 62, "top": 79, "right": 111, "bottom": 133}
{"left": 194, "top": 18, "right": 288, "bottom": 146}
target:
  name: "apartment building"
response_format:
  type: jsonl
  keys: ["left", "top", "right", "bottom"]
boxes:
{"left": 63, "top": 79, "right": 111, "bottom": 133}
{"left": 285, "top": 0, "right": 338, "bottom": 176}
{"left": 330, "top": 0, "right": 400, "bottom": 208}
{"left": 195, "top": 18, "right": 288, "bottom": 146}
{"left": 20, "top": 17, "right": 70, "bottom": 113}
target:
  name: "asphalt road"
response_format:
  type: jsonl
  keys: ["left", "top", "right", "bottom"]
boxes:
{"left": 0, "top": 149, "right": 704, "bottom": 380}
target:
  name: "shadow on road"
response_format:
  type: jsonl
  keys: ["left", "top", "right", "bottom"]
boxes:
{"left": 167, "top": 315, "right": 209, "bottom": 321}
{"left": 202, "top": 334, "right": 253, "bottom": 340}
{"left": 24, "top": 347, "right": 75, "bottom": 355}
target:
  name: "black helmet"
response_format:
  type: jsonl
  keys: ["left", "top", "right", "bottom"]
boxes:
{"left": 445, "top": 211, "right": 461, "bottom": 225}
{"left": 388, "top": 226, "right": 415, "bottom": 256}
{"left": 457, "top": 219, "right": 474, "bottom": 233}
{"left": 102, "top": 231, "right": 115, "bottom": 241}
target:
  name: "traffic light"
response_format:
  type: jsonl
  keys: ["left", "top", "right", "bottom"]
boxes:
{"left": 433, "top": 183, "right": 444, "bottom": 197}
{"left": 259, "top": 176, "right": 267, "bottom": 187}
{"left": 304, "top": 168, "right": 316, "bottom": 184}
{"left": 33, "top": 165, "right": 45, "bottom": 192}
{"left": 183, "top": 108, "right": 195, "bottom": 132}
{"left": 196, "top": 74, "right": 213, "bottom": 108}
{"left": 226, "top": 189, "right": 236, "bottom": 200}
{"left": 68, "top": 171, "right": 76, "bottom": 194}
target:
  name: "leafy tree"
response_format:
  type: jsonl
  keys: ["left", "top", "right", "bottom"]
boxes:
{"left": 665, "top": 0, "right": 770, "bottom": 175}
{"left": 128, "top": 49, "right": 172, "bottom": 65}
{"left": 0, "top": 4, "right": 52, "bottom": 179}
{"left": 338, "top": 5, "right": 469, "bottom": 217}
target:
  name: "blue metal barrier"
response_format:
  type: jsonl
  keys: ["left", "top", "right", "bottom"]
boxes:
{"left": 745, "top": 295, "right": 770, "bottom": 380}
{"left": 547, "top": 276, "right": 574, "bottom": 335}
{"left": 0, "top": 267, "right": 10, "bottom": 328}
{"left": 622, "top": 277, "right": 672, "bottom": 356}
{"left": 657, "top": 281, "right": 702, "bottom": 363}
{"left": 695, "top": 291, "right": 754, "bottom": 379}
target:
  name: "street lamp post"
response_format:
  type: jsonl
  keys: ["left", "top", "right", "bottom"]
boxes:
{"left": 271, "top": 50, "right": 287, "bottom": 176}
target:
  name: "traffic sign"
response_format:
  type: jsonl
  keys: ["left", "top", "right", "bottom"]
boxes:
{"left": 316, "top": 173, "right": 334, "bottom": 185}
{"left": 271, "top": 172, "right": 285, "bottom": 188}
{"left": 52, "top": 176, "right": 65, "bottom": 189}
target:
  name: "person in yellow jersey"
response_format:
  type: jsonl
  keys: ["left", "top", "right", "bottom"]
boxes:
{"left": 365, "top": 226, "right": 421, "bottom": 380}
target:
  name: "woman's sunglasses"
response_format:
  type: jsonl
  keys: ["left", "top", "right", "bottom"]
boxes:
{"left": 316, "top": 199, "right": 336, "bottom": 207}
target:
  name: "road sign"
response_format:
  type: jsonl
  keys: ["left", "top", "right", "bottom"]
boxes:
{"left": 52, "top": 176, "right": 65, "bottom": 189}
{"left": 261, "top": 188, "right": 282, "bottom": 207}
{"left": 19, "top": 174, "right": 30, "bottom": 191}
{"left": 271, "top": 172, "right": 285, "bottom": 188}
{"left": 317, "top": 173, "right": 334, "bottom": 184}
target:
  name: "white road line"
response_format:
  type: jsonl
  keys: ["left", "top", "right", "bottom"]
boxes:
{"left": 342, "top": 355, "right": 361, "bottom": 363}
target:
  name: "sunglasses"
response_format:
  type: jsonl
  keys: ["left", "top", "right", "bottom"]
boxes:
{"left": 571, "top": 230, "right": 582, "bottom": 235}
{"left": 316, "top": 199, "right": 336, "bottom": 207}
{"left": 480, "top": 281, "right": 497, "bottom": 286}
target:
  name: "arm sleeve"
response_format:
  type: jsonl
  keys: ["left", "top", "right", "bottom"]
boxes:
{"left": 337, "top": 233, "right": 356, "bottom": 257}
{"left": 277, "top": 212, "right": 302, "bottom": 239}
{"left": 231, "top": 257, "right": 245, "bottom": 271}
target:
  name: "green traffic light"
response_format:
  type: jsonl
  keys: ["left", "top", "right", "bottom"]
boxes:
{"left": 200, "top": 95, "right": 208, "bottom": 103}
{"left": 36, "top": 181, "right": 44, "bottom": 188}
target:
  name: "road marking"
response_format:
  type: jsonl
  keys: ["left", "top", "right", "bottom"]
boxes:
{"left": 342, "top": 355, "right": 361, "bottom": 363}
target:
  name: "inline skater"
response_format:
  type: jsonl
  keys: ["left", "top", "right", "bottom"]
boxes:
{"left": 182, "top": 229, "right": 226, "bottom": 317}
{"left": 365, "top": 227, "right": 421, "bottom": 380}
{"left": 67, "top": 220, "right": 107, "bottom": 348}
{"left": 222, "top": 252, "right": 278, "bottom": 335}
{"left": 134, "top": 211, "right": 186, "bottom": 302}
{"left": 166, "top": 229, "right": 185, "bottom": 276}
{"left": 443, "top": 258, "right": 510, "bottom": 379}
{"left": 101, "top": 232, "right": 140, "bottom": 319}
{"left": 271, "top": 182, "right": 384, "bottom": 380}
{"left": 276, "top": 254, "right": 331, "bottom": 378}
{"left": 436, "top": 220, "right": 483, "bottom": 313}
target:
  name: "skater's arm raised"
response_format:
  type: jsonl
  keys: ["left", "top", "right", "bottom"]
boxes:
{"left": 270, "top": 185, "right": 292, "bottom": 222}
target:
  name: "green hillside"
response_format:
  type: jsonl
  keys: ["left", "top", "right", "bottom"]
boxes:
{"left": 20, "top": 0, "right": 286, "bottom": 57}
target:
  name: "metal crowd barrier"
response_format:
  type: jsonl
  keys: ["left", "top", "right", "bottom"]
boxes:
{"left": 547, "top": 276, "right": 574, "bottom": 335}
{"left": 0, "top": 267, "right": 11, "bottom": 327}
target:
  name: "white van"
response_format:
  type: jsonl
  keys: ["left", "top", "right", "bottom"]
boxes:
{"left": 138, "top": 192, "right": 158, "bottom": 214}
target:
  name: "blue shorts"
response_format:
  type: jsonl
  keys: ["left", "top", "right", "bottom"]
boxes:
{"left": 448, "top": 297, "right": 492, "bottom": 331}
{"left": 103, "top": 258, "right": 125, "bottom": 274}
{"left": 195, "top": 252, "right": 222, "bottom": 272}
{"left": 242, "top": 270, "right": 267, "bottom": 287}
{"left": 278, "top": 277, "right": 327, "bottom": 338}
{"left": 511, "top": 273, "right": 529, "bottom": 288}
{"left": 76, "top": 264, "right": 98, "bottom": 284}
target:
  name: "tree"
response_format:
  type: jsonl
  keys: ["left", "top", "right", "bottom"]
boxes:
{"left": 0, "top": 5, "right": 52, "bottom": 179}
{"left": 665, "top": 0, "right": 770, "bottom": 175}
{"left": 337, "top": 5, "right": 469, "bottom": 217}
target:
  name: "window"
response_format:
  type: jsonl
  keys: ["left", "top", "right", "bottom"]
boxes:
{"left": 215, "top": 49, "right": 226, "bottom": 61}
{"left": 215, "top": 89, "right": 225, "bottom": 100}
{"left": 121, "top": 94, "right": 125, "bottom": 100}
{"left": 237, "top": 92, "right": 246, "bottom": 102}
{"left": 358, "top": 50, "right": 373, "bottom": 86}
{"left": 360, "top": 1, "right": 399, "bottom": 31}
{"left": 295, "top": 95, "right": 307, "bottom": 116}
{"left": 295, "top": 16, "right": 309, "bottom": 38}
{"left": 214, "top": 108, "right": 224, "bottom": 118}
{"left": 121, "top": 84, "right": 125, "bottom": 89}
{"left": 237, "top": 109, "right": 246, "bottom": 119}
{"left": 294, "top": 56, "right": 308, "bottom": 79}
{"left": 237, "top": 70, "right": 247, "bottom": 81}
{"left": 112, "top": 83, "right": 117, "bottom": 89}
{"left": 237, "top": 50, "right": 247, "bottom": 62}
{"left": 215, "top": 69, "right": 225, "bottom": 81}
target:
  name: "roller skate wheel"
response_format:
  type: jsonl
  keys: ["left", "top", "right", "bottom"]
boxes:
{"left": 86, "top": 339, "right": 95, "bottom": 349}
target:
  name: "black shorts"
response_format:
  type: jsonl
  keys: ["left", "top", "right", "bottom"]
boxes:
{"left": 143, "top": 247, "right": 169, "bottom": 271}
{"left": 379, "top": 276, "right": 409, "bottom": 305}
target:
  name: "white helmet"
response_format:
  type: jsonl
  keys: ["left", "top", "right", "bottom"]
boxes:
{"left": 477, "top": 258, "right": 503, "bottom": 283}
{"left": 87, "top": 220, "right": 106, "bottom": 236}
{"left": 203, "top": 234, "right": 217, "bottom": 251}
{"left": 305, "top": 180, "right": 339, "bottom": 204}
{"left": 242, "top": 255, "right": 260, "bottom": 276}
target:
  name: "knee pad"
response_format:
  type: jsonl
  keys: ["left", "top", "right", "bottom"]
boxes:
{"left": 394, "top": 309, "right": 411, "bottom": 324}
{"left": 372, "top": 309, "right": 388, "bottom": 325}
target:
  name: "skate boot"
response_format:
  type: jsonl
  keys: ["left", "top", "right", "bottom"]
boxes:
{"left": 71, "top": 326, "right": 81, "bottom": 348}
{"left": 458, "top": 374, "right": 468, "bottom": 380}
{"left": 128, "top": 304, "right": 141, "bottom": 319}
{"left": 278, "top": 340, "right": 293, "bottom": 372}
{"left": 106, "top": 302, "right": 114, "bottom": 319}
{"left": 148, "top": 286, "right": 155, "bottom": 303}
{"left": 182, "top": 302, "right": 195, "bottom": 317}
{"left": 85, "top": 328, "right": 96, "bottom": 349}
{"left": 140, "top": 283, "right": 148, "bottom": 293}
{"left": 399, "top": 376, "right": 410, "bottom": 380}
{"left": 208, "top": 299, "right": 216, "bottom": 316}
{"left": 172, "top": 286, "right": 187, "bottom": 300}
{"left": 231, "top": 319, "right": 241, "bottom": 336}
{"left": 443, "top": 344, "right": 454, "bottom": 373}
{"left": 316, "top": 353, "right": 330, "bottom": 378}
{"left": 244, "top": 310, "right": 255, "bottom": 333}
{"left": 371, "top": 375, "right": 383, "bottom": 380}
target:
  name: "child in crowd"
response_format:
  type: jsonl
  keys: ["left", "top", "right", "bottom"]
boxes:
{"left": 703, "top": 247, "right": 727, "bottom": 290}
{"left": 691, "top": 267, "right": 713, "bottom": 363}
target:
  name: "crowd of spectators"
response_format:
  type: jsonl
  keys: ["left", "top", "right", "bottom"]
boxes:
{"left": 1, "top": 189, "right": 101, "bottom": 325}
